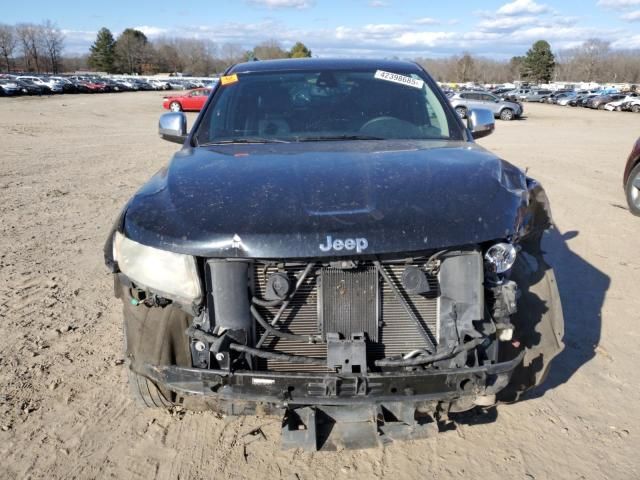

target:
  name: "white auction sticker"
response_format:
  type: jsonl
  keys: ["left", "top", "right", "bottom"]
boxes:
{"left": 374, "top": 70, "right": 424, "bottom": 89}
{"left": 251, "top": 378, "right": 275, "bottom": 385}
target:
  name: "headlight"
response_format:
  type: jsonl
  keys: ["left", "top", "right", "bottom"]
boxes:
{"left": 113, "top": 232, "right": 202, "bottom": 304}
{"left": 484, "top": 242, "right": 517, "bottom": 274}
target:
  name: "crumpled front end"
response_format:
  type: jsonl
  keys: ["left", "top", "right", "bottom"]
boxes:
{"left": 108, "top": 155, "right": 564, "bottom": 449}
{"left": 118, "top": 231, "right": 562, "bottom": 449}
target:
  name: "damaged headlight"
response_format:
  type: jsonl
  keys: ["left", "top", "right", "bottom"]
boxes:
{"left": 484, "top": 242, "right": 517, "bottom": 274}
{"left": 113, "top": 232, "right": 202, "bottom": 304}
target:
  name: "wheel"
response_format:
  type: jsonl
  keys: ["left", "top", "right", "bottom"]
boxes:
{"left": 120, "top": 283, "right": 192, "bottom": 408}
{"left": 632, "top": 104, "right": 640, "bottom": 113}
{"left": 597, "top": 104, "right": 605, "bottom": 110}
{"left": 625, "top": 163, "right": 640, "bottom": 216}
{"left": 455, "top": 106, "right": 467, "bottom": 119}
{"left": 128, "top": 369, "right": 174, "bottom": 408}
{"left": 500, "top": 108, "right": 514, "bottom": 121}
{"left": 169, "top": 101, "right": 182, "bottom": 112}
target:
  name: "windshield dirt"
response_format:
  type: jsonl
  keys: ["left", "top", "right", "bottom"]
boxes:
{"left": 195, "top": 69, "right": 462, "bottom": 144}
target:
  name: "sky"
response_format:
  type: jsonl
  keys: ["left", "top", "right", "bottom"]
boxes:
{"left": 4, "top": 0, "right": 640, "bottom": 58}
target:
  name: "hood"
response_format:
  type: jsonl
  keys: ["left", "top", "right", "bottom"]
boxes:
{"left": 122, "top": 140, "right": 531, "bottom": 258}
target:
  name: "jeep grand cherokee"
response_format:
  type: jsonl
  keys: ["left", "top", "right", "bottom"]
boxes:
{"left": 104, "top": 58, "right": 564, "bottom": 450}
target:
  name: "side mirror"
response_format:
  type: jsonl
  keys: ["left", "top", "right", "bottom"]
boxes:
{"left": 159, "top": 112, "right": 187, "bottom": 144}
{"left": 467, "top": 108, "right": 495, "bottom": 140}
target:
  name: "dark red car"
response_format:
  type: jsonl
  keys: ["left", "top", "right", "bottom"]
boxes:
{"left": 624, "top": 136, "right": 640, "bottom": 216}
{"left": 162, "top": 88, "right": 211, "bottom": 112}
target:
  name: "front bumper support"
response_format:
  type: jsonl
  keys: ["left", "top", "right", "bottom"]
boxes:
{"left": 141, "top": 351, "right": 523, "bottom": 406}
{"left": 141, "top": 353, "right": 523, "bottom": 450}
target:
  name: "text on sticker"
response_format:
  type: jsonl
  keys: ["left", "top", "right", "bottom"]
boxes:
{"left": 220, "top": 74, "right": 239, "bottom": 86}
{"left": 374, "top": 70, "right": 424, "bottom": 89}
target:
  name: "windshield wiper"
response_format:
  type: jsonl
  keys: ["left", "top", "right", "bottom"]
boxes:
{"left": 295, "top": 134, "right": 386, "bottom": 142}
{"left": 199, "top": 137, "right": 290, "bottom": 146}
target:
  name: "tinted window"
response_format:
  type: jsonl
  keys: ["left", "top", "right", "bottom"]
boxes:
{"left": 195, "top": 69, "right": 462, "bottom": 144}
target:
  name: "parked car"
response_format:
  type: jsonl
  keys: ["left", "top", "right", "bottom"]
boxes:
{"left": 621, "top": 99, "right": 640, "bottom": 113}
{"left": 0, "top": 79, "right": 20, "bottom": 96}
{"left": 490, "top": 87, "right": 514, "bottom": 96}
{"left": 542, "top": 90, "right": 574, "bottom": 104}
{"left": 521, "top": 89, "right": 553, "bottom": 102}
{"left": 557, "top": 92, "right": 577, "bottom": 106}
{"left": 604, "top": 94, "right": 639, "bottom": 111}
{"left": 105, "top": 58, "right": 564, "bottom": 449}
{"left": 50, "top": 76, "right": 79, "bottom": 94}
{"left": 15, "top": 79, "right": 50, "bottom": 95}
{"left": 148, "top": 79, "right": 170, "bottom": 90}
{"left": 449, "top": 91, "right": 523, "bottom": 120}
{"left": 166, "top": 80, "right": 187, "bottom": 90}
{"left": 623, "top": 136, "right": 640, "bottom": 215}
{"left": 509, "top": 88, "right": 531, "bottom": 101}
{"left": 16, "top": 75, "right": 62, "bottom": 93}
{"left": 586, "top": 94, "right": 626, "bottom": 109}
{"left": 162, "top": 87, "right": 211, "bottom": 112}
{"left": 568, "top": 93, "right": 597, "bottom": 107}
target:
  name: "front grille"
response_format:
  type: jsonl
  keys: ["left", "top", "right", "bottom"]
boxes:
{"left": 252, "top": 261, "right": 439, "bottom": 372}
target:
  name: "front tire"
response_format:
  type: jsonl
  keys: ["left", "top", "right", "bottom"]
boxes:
{"left": 169, "top": 101, "right": 182, "bottom": 112}
{"left": 625, "top": 163, "right": 640, "bottom": 216}
{"left": 121, "top": 286, "right": 192, "bottom": 408}
{"left": 128, "top": 369, "right": 174, "bottom": 408}
{"left": 500, "top": 108, "right": 514, "bottom": 121}
{"left": 632, "top": 104, "right": 640, "bottom": 113}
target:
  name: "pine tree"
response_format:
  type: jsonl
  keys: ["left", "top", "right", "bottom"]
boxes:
{"left": 289, "top": 42, "right": 312, "bottom": 58}
{"left": 522, "top": 40, "right": 555, "bottom": 83}
{"left": 88, "top": 27, "right": 115, "bottom": 73}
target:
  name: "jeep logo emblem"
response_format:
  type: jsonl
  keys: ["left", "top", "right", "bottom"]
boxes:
{"left": 319, "top": 235, "right": 368, "bottom": 253}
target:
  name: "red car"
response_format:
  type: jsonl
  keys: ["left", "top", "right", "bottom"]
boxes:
{"left": 163, "top": 88, "right": 211, "bottom": 112}
{"left": 624, "top": 136, "right": 640, "bottom": 216}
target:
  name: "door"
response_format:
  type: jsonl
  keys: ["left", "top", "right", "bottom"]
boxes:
{"left": 195, "top": 90, "right": 209, "bottom": 110}
{"left": 182, "top": 90, "right": 201, "bottom": 110}
{"left": 461, "top": 92, "right": 482, "bottom": 110}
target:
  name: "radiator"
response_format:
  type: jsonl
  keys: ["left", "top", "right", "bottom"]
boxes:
{"left": 252, "top": 261, "right": 440, "bottom": 372}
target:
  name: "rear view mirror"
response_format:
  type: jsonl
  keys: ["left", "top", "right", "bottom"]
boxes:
{"left": 467, "top": 108, "right": 495, "bottom": 139}
{"left": 159, "top": 112, "right": 187, "bottom": 144}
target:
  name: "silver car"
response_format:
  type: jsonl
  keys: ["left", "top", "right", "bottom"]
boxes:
{"left": 449, "top": 91, "right": 523, "bottom": 121}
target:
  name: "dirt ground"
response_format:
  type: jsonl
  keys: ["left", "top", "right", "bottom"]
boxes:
{"left": 0, "top": 92, "right": 639, "bottom": 480}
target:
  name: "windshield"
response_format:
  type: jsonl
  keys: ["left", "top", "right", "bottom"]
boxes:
{"left": 194, "top": 68, "right": 462, "bottom": 144}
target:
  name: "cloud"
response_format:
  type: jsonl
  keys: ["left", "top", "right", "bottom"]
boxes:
{"left": 247, "top": 0, "right": 313, "bottom": 8}
{"left": 55, "top": 6, "right": 635, "bottom": 60}
{"left": 369, "top": 0, "right": 389, "bottom": 7}
{"left": 597, "top": 0, "right": 640, "bottom": 8}
{"left": 496, "top": 0, "right": 550, "bottom": 16}
{"left": 621, "top": 9, "right": 640, "bottom": 20}
{"left": 478, "top": 16, "right": 538, "bottom": 32}
{"left": 413, "top": 17, "right": 440, "bottom": 25}
{"left": 611, "top": 33, "right": 640, "bottom": 48}
{"left": 134, "top": 25, "right": 169, "bottom": 37}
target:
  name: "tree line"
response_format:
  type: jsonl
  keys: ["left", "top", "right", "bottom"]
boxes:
{"left": 418, "top": 39, "right": 640, "bottom": 85}
{"left": 85, "top": 28, "right": 311, "bottom": 76}
{"left": 1, "top": 21, "right": 639, "bottom": 84}
{"left": 0, "top": 21, "right": 65, "bottom": 74}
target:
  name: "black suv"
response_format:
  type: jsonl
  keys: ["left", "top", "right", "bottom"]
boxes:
{"left": 105, "top": 58, "right": 564, "bottom": 450}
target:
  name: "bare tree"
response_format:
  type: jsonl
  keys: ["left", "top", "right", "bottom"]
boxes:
{"left": 16, "top": 23, "right": 44, "bottom": 72}
{"left": 0, "top": 24, "right": 16, "bottom": 72}
{"left": 220, "top": 43, "right": 245, "bottom": 68}
{"left": 253, "top": 39, "right": 288, "bottom": 60}
{"left": 41, "top": 20, "right": 64, "bottom": 74}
